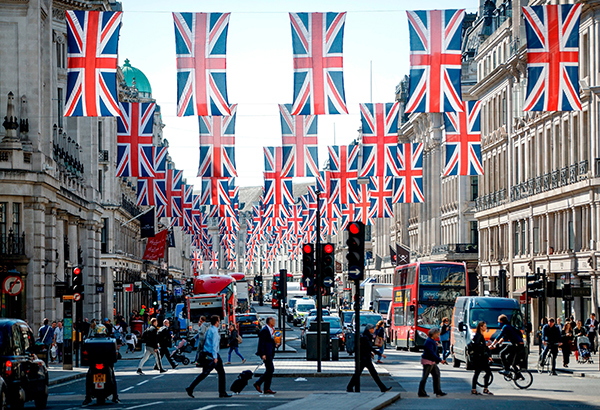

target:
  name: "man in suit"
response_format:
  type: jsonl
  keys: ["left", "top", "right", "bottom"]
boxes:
{"left": 254, "top": 317, "right": 279, "bottom": 394}
{"left": 585, "top": 313, "right": 599, "bottom": 353}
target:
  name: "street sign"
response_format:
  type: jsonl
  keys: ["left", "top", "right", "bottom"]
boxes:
{"left": 62, "top": 295, "right": 73, "bottom": 300}
{"left": 73, "top": 293, "right": 81, "bottom": 302}
{"left": 96, "top": 284, "right": 105, "bottom": 294}
{"left": 174, "top": 287, "right": 183, "bottom": 296}
{"left": 114, "top": 281, "right": 123, "bottom": 292}
{"left": 3, "top": 276, "right": 23, "bottom": 296}
{"left": 323, "top": 277, "right": 334, "bottom": 287}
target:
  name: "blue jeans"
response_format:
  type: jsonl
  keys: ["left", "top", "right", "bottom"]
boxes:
{"left": 376, "top": 345, "right": 384, "bottom": 360}
{"left": 441, "top": 340, "right": 450, "bottom": 360}
{"left": 228, "top": 346, "right": 244, "bottom": 362}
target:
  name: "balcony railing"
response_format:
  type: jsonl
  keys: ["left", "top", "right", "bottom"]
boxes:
{"left": 121, "top": 194, "right": 141, "bottom": 217}
{"left": 0, "top": 230, "right": 26, "bottom": 256}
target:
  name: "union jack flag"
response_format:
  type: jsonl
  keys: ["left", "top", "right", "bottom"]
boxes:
{"left": 340, "top": 203, "right": 355, "bottom": 231}
{"left": 116, "top": 102, "right": 155, "bottom": 178}
{"left": 394, "top": 143, "right": 424, "bottom": 203}
{"left": 279, "top": 104, "right": 319, "bottom": 177}
{"left": 443, "top": 100, "right": 483, "bottom": 176}
{"left": 522, "top": 4, "right": 582, "bottom": 111}
{"left": 369, "top": 176, "right": 393, "bottom": 218}
{"left": 165, "top": 168, "right": 183, "bottom": 219}
{"left": 210, "top": 250, "right": 219, "bottom": 270}
{"left": 264, "top": 147, "right": 294, "bottom": 206}
{"left": 289, "top": 12, "right": 348, "bottom": 115}
{"left": 198, "top": 104, "right": 237, "bottom": 178}
{"left": 329, "top": 145, "right": 359, "bottom": 204}
{"left": 359, "top": 103, "right": 400, "bottom": 177}
{"left": 136, "top": 146, "right": 166, "bottom": 207}
{"left": 354, "top": 184, "right": 374, "bottom": 226}
{"left": 173, "top": 12, "right": 231, "bottom": 116}
{"left": 406, "top": 9, "right": 465, "bottom": 113}
{"left": 200, "top": 178, "right": 230, "bottom": 206}
{"left": 191, "top": 249, "right": 203, "bottom": 274}
{"left": 288, "top": 204, "right": 304, "bottom": 239}
{"left": 65, "top": 11, "right": 122, "bottom": 117}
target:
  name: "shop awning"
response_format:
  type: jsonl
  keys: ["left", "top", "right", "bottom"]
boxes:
{"left": 513, "top": 285, "right": 527, "bottom": 296}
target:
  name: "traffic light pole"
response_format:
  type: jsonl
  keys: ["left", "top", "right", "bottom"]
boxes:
{"left": 354, "top": 277, "right": 361, "bottom": 392}
{"left": 316, "top": 189, "right": 322, "bottom": 373}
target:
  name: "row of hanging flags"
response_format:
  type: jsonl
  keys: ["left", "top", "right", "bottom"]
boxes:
{"left": 64, "top": 4, "right": 583, "bottom": 272}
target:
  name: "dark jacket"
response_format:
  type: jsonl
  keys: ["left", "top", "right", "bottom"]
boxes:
{"left": 228, "top": 329, "right": 239, "bottom": 348}
{"left": 471, "top": 332, "right": 490, "bottom": 369}
{"left": 157, "top": 326, "right": 172, "bottom": 348}
{"left": 542, "top": 324, "right": 561, "bottom": 344}
{"left": 585, "top": 318, "right": 599, "bottom": 334}
{"left": 358, "top": 329, "right": 380, "bottom": 360}
{"left": 497, "top": 324, "right": 523, "bottom": 345}
{"left": 421, "top": 337, "right": 442, "bottom": 364}
{"left": 143, "top": 325, "right": 159, "bottom": 349}
{"left": 573, "top": 326, "right": 588, "bottom": 338}
{"left": 256, "top": 326, "right": 275, "bottom": 360}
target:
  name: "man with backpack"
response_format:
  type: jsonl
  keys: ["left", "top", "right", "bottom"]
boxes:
{"left": 193, "top": 316, "right": 211, "bottom": 365}
{"left": 155, "top": 319, "right": 178, "bottom": 370}
{"left": 136, "top": 318, "right": 166, "bottom": 375}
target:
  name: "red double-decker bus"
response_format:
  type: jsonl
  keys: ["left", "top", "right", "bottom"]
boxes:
{"left": 388, "top": 261, "right": 468, "bottom": 350}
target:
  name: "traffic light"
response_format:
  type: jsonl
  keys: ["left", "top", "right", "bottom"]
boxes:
{"left": 346, "top": 222, "right": 365, "bottom": 280}
{"left": 527, "top": 273, "right": 544, "bottom": 299}
{"left": 71, "top": 266, "right": 84, "bottom": 301}
{"left": 302, "top": 243, "right": 316, "bottom": 296}
{"left": 276, "top": 269, "right": 287, "bottom": 301}
{"left": 255, "top": 275, "right": 263, "bottom": 288}
{"left": 320, "top": 243, "right": 335, "bottom": 288}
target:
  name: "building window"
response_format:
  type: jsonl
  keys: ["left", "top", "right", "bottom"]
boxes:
{"left": 98, "top": 121, "right": 103, "bottom": 151}
{"left": 12, "top": 203, "right": 20, "bottom": 237}
{"left": 101, "top": 218, "right": 108, "bottom": 254}
{"left": 582, "top": 32, "right": 589, "bottom": 79}
{"left": 470, "top": 177, "right": 479, "bottom": 200}
{"left": 521, "top": 222, "right": 526, "bottom": 255}
{"left": 568, "top": 220, "right": 574, "bottom": 251}
{"left": 0, "top": 203, "right": 6, "bottom": 240}
{"left": 533, "top": 226, "right": 539, "bottom": 254}
{"left": 57, "top": 88, "right": 64, "bottom": 128}
{"left": 470, "top": 221, "right": 478, "bottom": 245}
{"left": 514, "top": 222, "right": 520, "bottom": 256}
{"left": 98, "top": 170, "right": 103, "bottom": 198}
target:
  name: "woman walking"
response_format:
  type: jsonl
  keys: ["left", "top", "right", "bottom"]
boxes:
{"left": 226, "top": 324, "right": 245, "bottom": 364}
{"left": 439, "top": 317, "right": 451, "bottom": 362}
{"left": 418, "top": 328, "right": 447, "bottom": 398}
{"left": 561, "top": 321, "right": 574, "bottom": 367}
{"left": 471, "top": 321, "right": 493, "bottom": 395}
{"left": 374, "top": 321, "right": 386, "bottom": 364}
{"left": 346, "top": 324, "right": 392, "bottom": 393}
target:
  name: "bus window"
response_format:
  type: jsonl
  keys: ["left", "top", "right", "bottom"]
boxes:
{"left": 394, "top": 306, "right": 405, "bottom": 326}
{"left": 419, "top": 264, "right": 466, "bottom": 286}
{"left": 407, "top": 266, "right": 416, "bottom": 286}
{"left": 417, "top": 304, "right": 454, "bottom": 328}
{"left": 407, "top": 305, "right": 415, "bottom": 327}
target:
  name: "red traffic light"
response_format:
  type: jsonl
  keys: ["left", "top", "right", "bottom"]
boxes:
{"left": 349, "top": 223, "right": 360, "bottom": 235}
{"left": 303, "top": 244, "right": 313, "bottom": 253}
{"left": 73, "top": 267, "right": 81, "bottom": 275}
{"left": 324, "top": 244, "right": 334, "bottom": 254}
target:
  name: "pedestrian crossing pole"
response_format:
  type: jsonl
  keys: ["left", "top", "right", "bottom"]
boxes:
{"left": 315, "top": 189, "right": 323, "bottom": 373}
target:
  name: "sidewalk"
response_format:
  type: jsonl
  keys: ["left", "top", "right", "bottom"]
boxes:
{"left": 47, "top": 365, "right": 87, "bottom": 386}
{"left": 269, "top": 392, "right": 401, "bottom": 410}
{"left": 527, "top": 350, "right": 600, "bottom": 379}
{"left": 254, "top": 359, "right": 390, "bottom": 377}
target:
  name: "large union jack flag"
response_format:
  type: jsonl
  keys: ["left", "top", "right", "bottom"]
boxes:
{"left": 443, "top": 100, "right": 483, "bottom": 176}
{"left": 394, "top": 143, "right": 424, "bottom": 203}
{"left": 406, "top": 9, "right": 465, "bottom": 113}
{"left": 522, "top": 4, "right": 582, "bottom": 112}
{"left": 329, "top": 145, "right": 359, "bottom": 205}
{"left": 289, "top": 12, "right": 348, "bottom": 115}
{"left": 137, "top": 146, "right": 168, "bottom": 208}
{"left": 173, "top": 12, "right": 231, "bottom": 116}
{"left": 116, "top": 102, "right": 155, "bottom": 178}
{"left": 279, "top": 104, "right": 319, "bottom": 177}
{"left": 354, "top": 184, "right": 375, "bottom": 226}
{"left": 263, "top": 147, "right": 293, "bottom": 207}
{"left": 369, "top": 176, "right": 394, "bottom": 218}
{"left": 359, "top": 103, "right": 400, "bottom": 177}
{"left": 200, "top": 178, "right": 230, "bottom": 206}
{"left": 198, "top": 104, "right": 237, "bottom": 178}
{"left": 65, "top": 11, "right": 122, "bottom": 117}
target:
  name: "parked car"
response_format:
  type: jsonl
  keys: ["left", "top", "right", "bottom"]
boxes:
{"left": 0, "top": 318, "right": 49, "bottom": 409}
{"left": 235, "top": 313, "right": 262, "bottom": 335}
{"left": 348, "top": 311, "right": 383, "bottom": 334}
{"left": 307, "top": 308, "right": 330, "bottom": 317}
{"left": 300, "top": 315, "right": 345, "bottom": 350}
{"left": 339, "top": 310, "right": 355, "bottom": 329}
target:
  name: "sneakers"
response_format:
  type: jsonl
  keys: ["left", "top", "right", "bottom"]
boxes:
{"left": 159, "top": 369, "right": 168, "bottom": 373}
{"left": 185, "top": 387, "right": 194, "bottom": 398}
{"left": 226, "top": 362, "right": 231, "bottom": 365}
{"left": 381, "top": 386, "right": 393, "bottom": 392}
{"left": 242, "top": 359, "right": 246, "bottom": 364}
{"left": 498, "top": 369, "right": 509, "bottom": 376}
{"left": 436, "top": 392, "right": 447, "bottom": 397}
{"left": 136, "top": 368, "right": 144, "bottom": 375}
{"left": 172, "top": 364, "right": 178, "bottom": 370}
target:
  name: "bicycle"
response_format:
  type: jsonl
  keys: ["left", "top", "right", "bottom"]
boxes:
{"left": 478, "top": 344, "right": 533, "bottom": 389}
{"left": 537, "top": 342, "right": 560, "bottom": 374}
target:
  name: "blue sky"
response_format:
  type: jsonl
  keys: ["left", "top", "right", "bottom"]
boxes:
{"left": 118, "top": 0, "right": 479, "bottom": 187}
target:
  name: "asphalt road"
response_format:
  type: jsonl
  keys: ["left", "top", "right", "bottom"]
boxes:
{"left": 44, "top": 306, "right": 600, "bottom": 410}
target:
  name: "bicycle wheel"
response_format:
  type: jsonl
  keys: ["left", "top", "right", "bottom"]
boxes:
{"left": 476, "top": 370, "right": 494, "bottom": 387}
{"left": 513, "top": 369, "right": 533, "bottom": 389}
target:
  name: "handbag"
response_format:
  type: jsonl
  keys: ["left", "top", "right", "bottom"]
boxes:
{"left": 236, "top": 335, "right": 243, "bottom": 344}
{"left": 374, "top": 336, "right": 384, "bottom": 348}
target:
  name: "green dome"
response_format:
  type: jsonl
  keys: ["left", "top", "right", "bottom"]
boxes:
{"left": 122, "top": 59, "right": 152, "bottom": 96}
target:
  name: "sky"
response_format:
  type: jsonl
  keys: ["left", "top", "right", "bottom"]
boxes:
{"left": 118, "top": 0, "right": 479, "bottom": 188}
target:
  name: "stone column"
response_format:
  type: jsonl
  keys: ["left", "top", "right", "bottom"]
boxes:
{"left": 24, "top": 199, "right": 47, "bottom": 328}
{"left": 45, "top": 203, "right": 59, "bottom": 321}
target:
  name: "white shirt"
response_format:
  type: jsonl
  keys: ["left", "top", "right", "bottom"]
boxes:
{"left": 55, "top": 327, "right": 64, "bottom": 343}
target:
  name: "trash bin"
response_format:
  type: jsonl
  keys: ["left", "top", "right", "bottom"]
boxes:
{"left": 131, "top": 320, "right": 144, "bottom": 351}
{"left": 306, "top": 331, "right": 330, "bottom": 361}
{"left": 331, "top": 339, "right": 339, "bottom": 361}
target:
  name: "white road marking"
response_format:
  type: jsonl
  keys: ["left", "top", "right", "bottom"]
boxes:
{"left": 125, "top": 401, "right": 164, "bottom": 410}
{"left": 152, "top": 375, "right": 164, "bottom": 380}
{"left": 194, "top": 405, "right": 219, "bottom": 410}
{"left": 121, "top": 386, "right": 135, "bottom": 392}
{"left": 136, "top": 380, "right": 149, "bottom": 386}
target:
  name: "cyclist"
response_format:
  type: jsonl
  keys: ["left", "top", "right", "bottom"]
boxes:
{"left": 490, "top": 314, "right": 524, "bottom": 377}
{"left": 540, "top": 317, "right": 562, "bottom": 375}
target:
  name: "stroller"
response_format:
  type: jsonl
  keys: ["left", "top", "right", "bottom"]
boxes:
{"left": 577, "top": 335, "right": 594, "bottom": 364}
{"left": 170, "top": 338, "right": 191, "bottom": 365}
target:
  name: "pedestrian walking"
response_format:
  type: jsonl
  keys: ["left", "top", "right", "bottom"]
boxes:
{"left": 38, "top": 318, "right": 54, "bottom": 366}
{"left": 418, "top": 328, "right": 447, "bottom": 398}
{"left": 136, "top": 318, "right": 166, "bottom": 375}
{"left": 185, "top": 315, "right": 231, "bottom": 398}
{"left": 439, "top": 317, "right": 451, "bottom": 362}
{"left": 253, "top": 317, "right": 279, "bottom": 395}
{"left": 561, "top": 321, "right": 574, "bottom": 367}
{"left": 54, "top": 321, "right": 64, "bottom": 364}
{"left": 346, "top": 324, "right": 392, "bottom": 393}
{"left": 374, "top": 321, "right": 386, "bottom": 364}
{"left": 471, "top": 321, "right": 493, "bottom": 395}
{"left": 155, "top": 319, "right": 178, "bottom": 370}
{"left": 585, "top": 313, "right": 598, "bottom": 353}
{"left": 193, "top": 316, "right": 211, "bottom": 364}
{"left": 227, "top": 324, "right": 245, "bottom": 364}
{"left": 125, "top": 332, "right": 137, "bottom": 353}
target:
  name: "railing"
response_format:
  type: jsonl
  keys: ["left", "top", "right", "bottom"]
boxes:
{"left": 0, "top": 230, "right": 26, "bottom": 256}
{"left": 121, "top": 194, "right": 141, "bottom": 217}
{"left": 579, "top": 160, "right": 588, "bottom": 181}
{"left": 98, "top": 150, "right": 109, "bottom": 163}
{"left": 476, "top": 189, "right": 506, "bottom": 211}
{"left": 596, "top": 158, "right": 600, "bottom": 177}
{"left": 560, "top": 167, "right": 568, "bottom": 186}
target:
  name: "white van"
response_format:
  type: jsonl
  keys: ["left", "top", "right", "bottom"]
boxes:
{"left": 293, "top": 299, "right": 316, "bottom": 326}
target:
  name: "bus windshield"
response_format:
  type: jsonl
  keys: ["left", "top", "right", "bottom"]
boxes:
{"left": 417, "top": 304, "right": 454, "bottom": 329}
{"left": 469, "top": 308, "right": 524, "bottom": 330}
{"left": 418, "top": 264, "right": 466, "bottom": 286}
{"left": 377, "top": 300, "right": 391, "bottom": 314}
